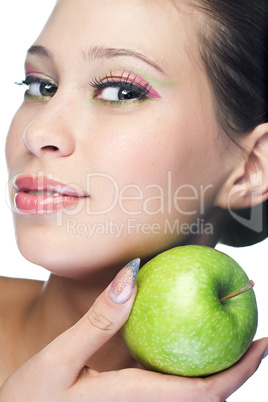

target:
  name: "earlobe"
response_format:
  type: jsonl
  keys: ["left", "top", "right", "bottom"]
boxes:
{"left": 215, "top": 123, "right": 268, "bottom": 210}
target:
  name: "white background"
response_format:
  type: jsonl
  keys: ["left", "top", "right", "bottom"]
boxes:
{"left": 0, "top": 2, "right": 267, "bottom": 400}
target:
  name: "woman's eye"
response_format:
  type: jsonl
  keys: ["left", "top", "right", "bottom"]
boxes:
{"left": 18, "top": 76, "right": 58, "bottom": 98}
{"left": 29, "top": 81, "right": 57, "bottom": 97}
{"left": 96, "top": 85, "right": 147, "bottom": 102}
{"left": 90, "top": 75, "right": 153, "bottom": 105}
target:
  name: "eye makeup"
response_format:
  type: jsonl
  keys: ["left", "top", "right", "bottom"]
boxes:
{"left": 24, "top": 61, "right": 51, "bottom": 77}
{"left": 17, "top": 63, "right": 176, "bottom": 106}
{"left": 103, "top": 66, "right": 178, "bottom": 89}
{"left": 89, "top": 69, "right": 162, "bottom": 107}
{"left": 15, "top": 62, "right": 58, "bottom": 101}
{"left": 16, "top": 76, "right": 58, "bottom": 102}
{"left": 91, "top": 71, "right": 161, "bottom": 99}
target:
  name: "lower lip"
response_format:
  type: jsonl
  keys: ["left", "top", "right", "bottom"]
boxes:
{"left": 14, "top": 192, "right": 80, "bottom": 215}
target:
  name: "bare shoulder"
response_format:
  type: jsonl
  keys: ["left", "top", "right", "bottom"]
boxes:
{"left": 0, "top": 276, "right": 44, "bottom": 307}
{"left": 0, "top": 276, "right": 44, "bottom": 383}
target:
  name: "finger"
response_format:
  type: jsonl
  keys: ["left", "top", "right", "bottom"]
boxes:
{"left": 126, "top": 338, "right": 268, "bottom": 401}
{"left": 206, "top": 337, "right": 268, "bottom": 400}
{"left": 38, "top": 258, "right": 140, "bottom": 387}
{"left": 70, "top": 338, "right": 268, "bottom": 401}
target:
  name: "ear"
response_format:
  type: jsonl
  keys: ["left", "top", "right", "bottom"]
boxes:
{"left": 215, "top": 123, "right": 268, "bottom": 210}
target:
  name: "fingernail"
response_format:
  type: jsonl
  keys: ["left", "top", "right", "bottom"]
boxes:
{"left": 262, "top": 347, "right": 268, "bottom": 359}
{"left": 108, "top": 258, "right": 140, "bottom": 304}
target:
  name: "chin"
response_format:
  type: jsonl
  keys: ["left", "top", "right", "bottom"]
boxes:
{"left": 13, "top": 220, "right": 120, "bottom": 280}
{"left": 13, "top": 213, "right": 184, "bottom": 280}
{"left": 14, "top": 220, "right": 82, "bottom": 277}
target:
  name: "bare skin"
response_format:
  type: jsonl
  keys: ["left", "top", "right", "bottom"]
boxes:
{"left": 0, "top": 210, "right": 227, "bottom": 383}
{"left": 0, "top": 273, "right": 267, "bottom": 401}
{"left": 1, "top": 0, "right": 268, "bottom": 399}
{"left": 0, "top": 274, "right": 136, "bottom": 384}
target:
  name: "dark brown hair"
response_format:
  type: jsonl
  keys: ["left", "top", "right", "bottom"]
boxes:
{"left": 188, "top": 0, "right": 268, "bottom": 245}
{"left": 190, "top": 0, "right": 268, "bottom": 135}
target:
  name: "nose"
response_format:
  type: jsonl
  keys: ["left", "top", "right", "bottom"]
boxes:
{"left": 23, "top": 101, "right": 75, "bottom": 158}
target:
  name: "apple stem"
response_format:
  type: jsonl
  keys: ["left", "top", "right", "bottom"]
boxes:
{"left": 220, "top": 280, "right": 255, "bottom": 303}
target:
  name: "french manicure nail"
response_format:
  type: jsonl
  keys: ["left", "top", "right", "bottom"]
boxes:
{"left": 108, "top": 258, "right": 140, "bottom": 304}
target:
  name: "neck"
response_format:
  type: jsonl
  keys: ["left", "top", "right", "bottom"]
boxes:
{"left": 28, "top": 264, "right": 116, "bottom": 340}
{"left": 16, "top": 209, "right": 228, "bottom": 371}
{"left": 20, "top": 267, "right": 134, "bottom": 372}
{"left": 183, "top": 207, "right": 229, "bottom": 248}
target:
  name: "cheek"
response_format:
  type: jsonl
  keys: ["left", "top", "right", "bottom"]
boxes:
{"left": 82, "top": 120, "right": 208, "bottom": 221}
{"left": 5, "top": 103, "right": 44, "bottom": 167}
{"left": 83, "top": 106, "right": 214, "bottom": 195}
{"left": 5, "top": 107, "right": 29, "bottom": 168}
{"left": 6, "top": 118, "right": 20, "bottom": 166}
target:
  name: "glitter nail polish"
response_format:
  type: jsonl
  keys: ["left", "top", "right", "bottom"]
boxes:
{"left": 108, "top": 258, "right": 140, "bottom": 304}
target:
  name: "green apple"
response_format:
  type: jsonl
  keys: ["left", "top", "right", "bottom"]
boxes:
{"left": 122, "top": 245, "right": 258, "bottom": 377}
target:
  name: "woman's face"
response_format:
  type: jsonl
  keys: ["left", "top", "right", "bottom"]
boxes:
{"left": 6, "top": 0, "right": 237, "bottom": 278}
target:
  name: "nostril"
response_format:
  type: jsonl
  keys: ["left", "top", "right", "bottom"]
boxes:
{"left": 41, "top": 145, "right": 59, "bottom": 152}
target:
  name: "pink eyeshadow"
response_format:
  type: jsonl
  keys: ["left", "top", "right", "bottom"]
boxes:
{"left": 24, "top": 63, "right": 40, "bottom": 75}
{"left": 110, "top": 70, "right": 161, "bottom": 99}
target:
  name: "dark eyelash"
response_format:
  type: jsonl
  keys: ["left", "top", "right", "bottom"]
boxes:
{"left": 89, "top": 72, "right": 151, "bottom": 96}
{"left": 15, "top": 76, "right": 57, "bottom": 87}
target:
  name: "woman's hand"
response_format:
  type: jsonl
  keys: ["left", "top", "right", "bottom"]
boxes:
{"left": 1, "top": 259, "right": 267, "bottom": 402}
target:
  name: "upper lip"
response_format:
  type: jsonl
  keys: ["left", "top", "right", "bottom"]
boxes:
{"left": 14, "top": 174, "right": 88, "bottom": 197}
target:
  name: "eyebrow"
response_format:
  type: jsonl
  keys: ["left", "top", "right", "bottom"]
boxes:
{"left": 27, "top": 44, "right": 166, "bottom": 74}
{"left": 86, "top": 46, "right": 166, "bottom": 74}
{"left": 27, "top": 45, "right": 54, "bottom": 59}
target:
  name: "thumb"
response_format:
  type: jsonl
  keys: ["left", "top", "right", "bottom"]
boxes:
{"left": 210, "top": 337, "right": 268, "bottom": 399}
{"left": 39, "top": 258, "right": 140, "bottom": 387}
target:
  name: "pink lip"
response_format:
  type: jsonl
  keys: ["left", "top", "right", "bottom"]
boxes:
{"left": 13, "top": 174, "right": 88, "bottom": 215}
